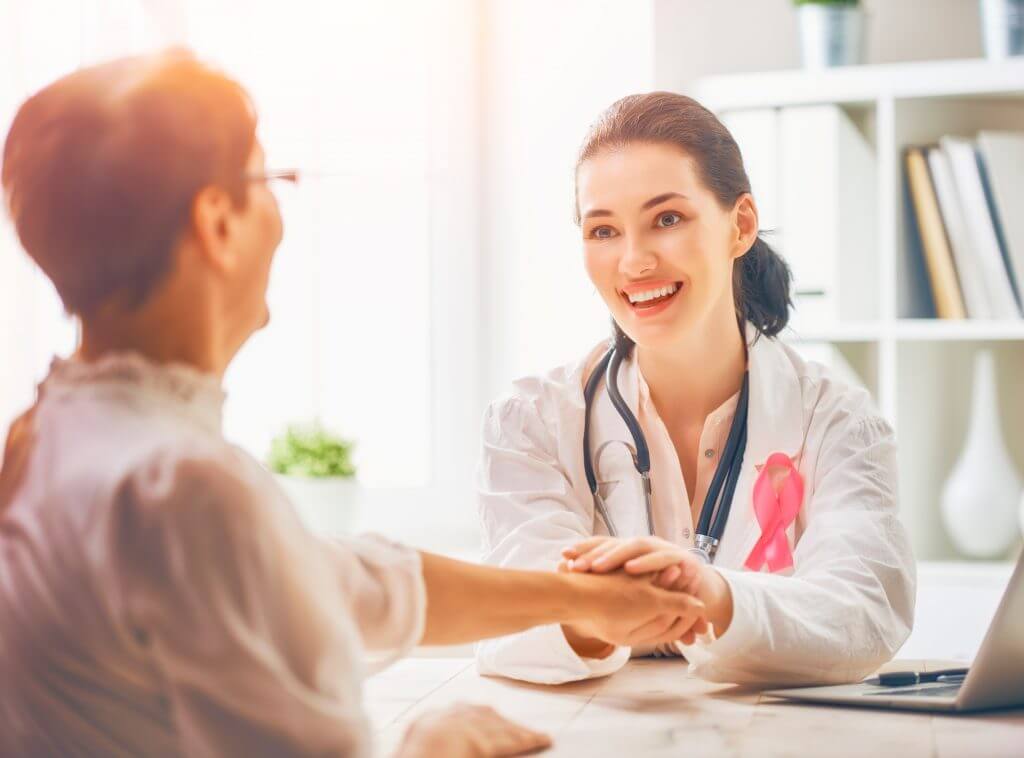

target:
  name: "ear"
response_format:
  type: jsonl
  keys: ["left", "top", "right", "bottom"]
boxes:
{"left": 731, "top": 193, "right": 759, "bottom": 260}
{"left": 190, "top": 185, "right": 241, "bottom": 274}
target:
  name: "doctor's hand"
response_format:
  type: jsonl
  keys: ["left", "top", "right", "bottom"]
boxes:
{"left": 562, "top": 536, "right": 733, "bottom": 639}
{"left": 562, "top": 536, "right": 704, "bottom": 594}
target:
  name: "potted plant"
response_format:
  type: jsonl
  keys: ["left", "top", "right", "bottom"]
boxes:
{"left": 268, "top": 422, "right": 360, "bottom": 535}
{"left": 794, "top": 0, "right": 865, "bottom": 69}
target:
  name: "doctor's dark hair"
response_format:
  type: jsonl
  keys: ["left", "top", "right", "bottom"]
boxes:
{"left": 574, "top": 91, "right": 792, "bottom": 344}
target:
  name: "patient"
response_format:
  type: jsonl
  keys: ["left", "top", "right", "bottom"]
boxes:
{"left": 0, "top": 51, "right": 708, "bottom": 757}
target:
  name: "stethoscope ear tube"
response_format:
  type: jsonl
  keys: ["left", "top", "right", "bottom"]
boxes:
{"left": 583, "top": 348, "right": 614, "bottom": 496}
{"left": 695, "top": 372, "right": 750, "bottom": 538}
{"left": 604, "top": 347, "right": 650, "bottom": 475}
{"left": 710, "top": 412, "right": 747, "bottom": 541}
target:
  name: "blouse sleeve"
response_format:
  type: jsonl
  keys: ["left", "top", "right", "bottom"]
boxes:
{"left": 105, "top": 444, "right": 424, "bottom": 757}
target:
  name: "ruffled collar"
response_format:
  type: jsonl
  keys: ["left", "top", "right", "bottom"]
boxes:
{"left": 42, "top": 352, "right": 225, "bottom": 434}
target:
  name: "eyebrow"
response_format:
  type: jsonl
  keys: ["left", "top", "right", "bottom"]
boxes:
{"left": 582, "top": 192, "right": 689, "bottom": 220}
{"left": 641, "top": 192, "right": 688, "bottom": 210}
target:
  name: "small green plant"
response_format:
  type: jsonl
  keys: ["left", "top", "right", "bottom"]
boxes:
{"left": 268, "top": 423, "right": 356, "bottom": 478}
{"left": 794, "top": 0, "right": 858, "bottom": 5}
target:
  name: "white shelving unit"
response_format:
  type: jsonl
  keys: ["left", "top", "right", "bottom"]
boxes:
{"left": 696, "top": 58, "right": 1024, "bottom": 561}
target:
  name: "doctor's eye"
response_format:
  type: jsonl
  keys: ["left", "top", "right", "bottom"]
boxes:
{"left": 588, "top": 225, "right": 618, "bottom": 240}
{"left": 655, "top": 212, "right": 682, "bottom": 228}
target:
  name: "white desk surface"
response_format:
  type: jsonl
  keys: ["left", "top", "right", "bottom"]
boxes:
{"left": 365, "top": 657, "right": 1024, "bottom": 757}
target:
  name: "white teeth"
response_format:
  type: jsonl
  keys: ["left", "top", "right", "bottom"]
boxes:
{"left": 627, "top": 283, "right": 679, "bottom": 304}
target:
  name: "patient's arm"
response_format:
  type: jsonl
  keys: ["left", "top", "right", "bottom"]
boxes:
{"left": 417, "top": 551, "right": 707, "bottom": 648}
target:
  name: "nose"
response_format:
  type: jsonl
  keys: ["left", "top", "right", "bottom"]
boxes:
{"left": 618, "top": 232, "right": 658, "bottom": 278}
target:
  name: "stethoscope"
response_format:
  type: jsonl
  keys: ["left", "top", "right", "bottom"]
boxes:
{"left": 582, "top": 340, "right": 750, "bottom": 564}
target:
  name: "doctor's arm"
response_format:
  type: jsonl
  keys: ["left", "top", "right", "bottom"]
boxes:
{"left": 570, "top": 410, "right": 917, "bottom": 686}
{"left": 475, "top": 394, "right": 696, "bottom": 683}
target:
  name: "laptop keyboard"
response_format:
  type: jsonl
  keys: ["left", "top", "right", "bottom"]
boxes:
{"left": 863, "top": 683, "right": 962, "bottom": 698}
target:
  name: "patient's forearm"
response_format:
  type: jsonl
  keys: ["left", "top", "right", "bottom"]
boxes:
{"left": 418, "top": 551, "right": 590, "bottom": 646}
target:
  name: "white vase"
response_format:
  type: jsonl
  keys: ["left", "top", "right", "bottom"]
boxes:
{"left": 979, "top": 0, "right": 1024, "bottom": 59}
{"left": 940, "top": 350, "right": 1022, "bottom": 558}
{"left": 1020, "top": 490, "right": 1024, "bottom": 539}
{"left": 275, "top": 474, "right": 361, "bottom": 536}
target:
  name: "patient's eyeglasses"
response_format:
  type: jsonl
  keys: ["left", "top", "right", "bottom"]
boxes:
{"left": 244, "top": 169, "right": 364, "bottom": 184}
{"left": 245, "top": 169, "right": 301, "bottom": 184}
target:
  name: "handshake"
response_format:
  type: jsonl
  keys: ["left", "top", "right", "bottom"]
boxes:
{"left": 555, "top": 536, "right": 734, "bottom": 657}
{"left": 399, "top": 536, "right": 736, "bottom": 757}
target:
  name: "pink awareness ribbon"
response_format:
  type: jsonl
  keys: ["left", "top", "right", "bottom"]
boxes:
{"left": 744, "top": 452, "right": 803, "bottom": 573}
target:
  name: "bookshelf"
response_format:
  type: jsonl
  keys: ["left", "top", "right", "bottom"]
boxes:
{"left": 695, "top": 58, "right": 1024, "bottom": 561}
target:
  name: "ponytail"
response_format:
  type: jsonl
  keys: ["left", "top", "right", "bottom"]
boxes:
{"left": 733, "top": 235, "right": 792, "bottom": 339}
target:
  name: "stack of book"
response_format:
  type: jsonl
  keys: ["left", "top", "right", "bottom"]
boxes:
{"left": 905, "top": 132, "right": 1024, "bottom": 320}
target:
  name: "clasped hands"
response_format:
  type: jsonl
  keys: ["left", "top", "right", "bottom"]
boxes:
{"left": 558, "top": 536, "right": 733, "bottom": 657}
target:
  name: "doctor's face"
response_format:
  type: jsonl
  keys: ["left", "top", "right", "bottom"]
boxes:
{"left": 577, "top": 142, "right": 747, "bottom": 350}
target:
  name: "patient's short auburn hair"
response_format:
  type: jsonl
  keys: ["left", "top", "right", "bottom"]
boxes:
{"left": 1, "top": 49, "right": 257, "bottom": 317}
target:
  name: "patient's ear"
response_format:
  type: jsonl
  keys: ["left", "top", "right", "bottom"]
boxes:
{"left": 191, "top": 185, "right": 241, "bottom": 274}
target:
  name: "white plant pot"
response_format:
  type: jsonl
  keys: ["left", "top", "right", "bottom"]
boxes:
{"left": 797, "top": 5, "right": 865, "bottom": 69}
{"left": 275, "top": 475, "right": 361, "bottom": 536}
{"left": 980, "top": 0, "right": 1024, "bottom": 59}
{"left": 939, "top": 350, "right": 1022, "bottom": 558}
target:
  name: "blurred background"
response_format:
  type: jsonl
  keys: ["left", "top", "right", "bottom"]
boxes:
{"left": 2, "top": 0, "right": 1023, "bottom": 659}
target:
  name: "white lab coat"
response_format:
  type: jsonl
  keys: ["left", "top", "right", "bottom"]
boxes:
{"left": 475, "top": 325, "right": 916, "bottom": 686}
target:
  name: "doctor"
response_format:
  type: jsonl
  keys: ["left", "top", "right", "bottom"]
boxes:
{"left": 476, "top": 92, "right": 916, "bottom": 686}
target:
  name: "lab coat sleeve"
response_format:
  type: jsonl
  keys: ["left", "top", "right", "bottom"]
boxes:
{"left": 474, "top": 394, "right": 631, "bottom": 684}
{"left": 679, "top": 410, "right": 916, "bottom": 686}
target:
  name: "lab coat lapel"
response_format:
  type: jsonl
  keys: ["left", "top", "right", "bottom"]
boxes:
{"left": 715, "top": 325, "right": 807, "bottom": 570}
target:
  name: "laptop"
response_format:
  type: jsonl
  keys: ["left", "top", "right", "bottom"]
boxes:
{"left": 765, "top": 551, "right": 1024, "bottom": 712}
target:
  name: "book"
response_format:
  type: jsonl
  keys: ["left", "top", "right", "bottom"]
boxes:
{"left": 939, "top": 136, "right": 1021, "bottom": 319}
{"left": 926, "top": 147, "right": 991, "bottom": 319}
{"left": 776, "top": 105, "right": 876, "bottom": 329}
{"left": 977, "top": 131, "right": 1024, "bottom": 308}
{"left": 904, "top": 147, "right": 966, "bottom": 320}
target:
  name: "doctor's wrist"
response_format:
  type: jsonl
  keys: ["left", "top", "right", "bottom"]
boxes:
{"left": 698, "top": 567, "right": 734, "bottom": 637}
{"left": 560, "top": 624, "right": 616, "bottom": 660}
{"left": 556, "top": 573, "right": 616, "bottom": 658}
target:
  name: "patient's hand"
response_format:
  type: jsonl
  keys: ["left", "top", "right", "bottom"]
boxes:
{"left": 396, "top": 703, "right": 551, "bottom": 758}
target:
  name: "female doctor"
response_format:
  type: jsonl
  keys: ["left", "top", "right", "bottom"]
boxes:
{"left": 476, "top": 92, "right": 916, "bottom": 686}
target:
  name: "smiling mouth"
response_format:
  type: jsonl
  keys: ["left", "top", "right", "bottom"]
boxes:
{"left": 622, "top": 281, "right": 683, "bottom": 311}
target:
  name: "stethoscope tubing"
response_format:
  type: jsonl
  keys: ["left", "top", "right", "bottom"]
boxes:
{"left": 583, "top": 343, "right": 749, "bottom": 561}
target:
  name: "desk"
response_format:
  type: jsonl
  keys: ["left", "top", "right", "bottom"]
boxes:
{"left": 365, "top": 658, "right": 1024, "bottom": 757}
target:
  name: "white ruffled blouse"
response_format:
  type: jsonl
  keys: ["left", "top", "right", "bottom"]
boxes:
{"left": 0, "top": 354, "right": 425, "bottom": 757}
